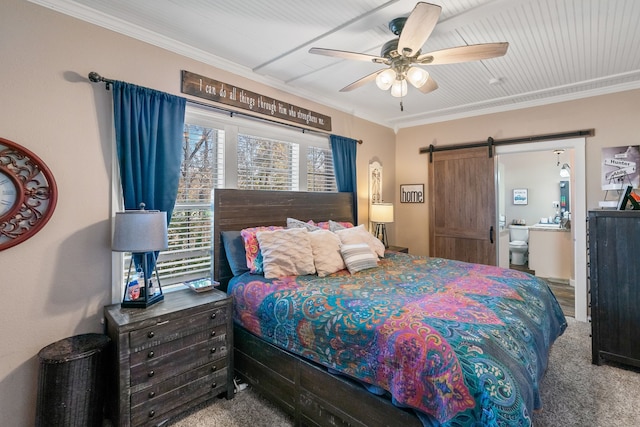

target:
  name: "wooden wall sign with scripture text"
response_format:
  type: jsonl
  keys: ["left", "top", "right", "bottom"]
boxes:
{"left": 181, "top": 70, "right": 332, "bottom": 131}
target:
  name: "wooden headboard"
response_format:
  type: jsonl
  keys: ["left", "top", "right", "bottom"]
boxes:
{"left": 212, "top": 189, "right": 354, "bottom": 291}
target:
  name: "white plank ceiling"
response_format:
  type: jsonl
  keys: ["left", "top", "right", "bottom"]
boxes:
{"left": 29, "top": 0, "right": 640, "bottom": 130}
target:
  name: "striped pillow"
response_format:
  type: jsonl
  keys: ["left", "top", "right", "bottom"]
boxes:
{"left": 340, "top": 243, "right": 378, "bottom": 274}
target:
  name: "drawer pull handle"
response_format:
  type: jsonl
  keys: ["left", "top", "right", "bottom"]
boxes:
{"left": 148, "top": 351, "right": 155, "bottom": 358}
{"left": 210, "top": 312, "right": 217, "bottom": 319}
{"left": 148, "top": 331, "right": 155, "bottom": 339}
{"left": 148, "top": 370, "right": 155, "bottom": 377}
{"left": 149, "top": 410, "right": 156, "bottom": 418}
{"left": 210, "top": 347, "right": 217, "bottom": 354}
{"left": 211, "top": 365, "right": 217, "bottom": 372}
{"left": 148, "top": 391, "right": 156, "bottom": 398}
{"left": 156, "top": 320, "right": 169, "bottom": 326}
{"left": 210, "top": 330, "right": 216, "bottom": 336}
{"left": 211, "top": 382, "right": 217, "bottom": 388}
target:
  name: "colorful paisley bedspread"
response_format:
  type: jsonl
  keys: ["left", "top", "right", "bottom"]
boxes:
{"left": 228, "top": 252, "right": 567, "bottom": 426}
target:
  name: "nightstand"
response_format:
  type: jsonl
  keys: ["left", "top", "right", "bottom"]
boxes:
{"left": 387, "top": 245, "right": 409, "bottom": 253}
{"left": 104, "top": 288, "right": 233, "bottom": 426}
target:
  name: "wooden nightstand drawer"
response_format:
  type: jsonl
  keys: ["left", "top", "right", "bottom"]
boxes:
{"left": 130, "top": 334, "right": 228, "bottom": 388}
{"left": 129, "top": 305, "right": 229, "bottom": 349}
{"left": 129, "top": 323, "right": 227, "bottom": 367}
{"left": 130, "top": 361, "right": 228, "bottom": 407}
{"left": 130, "top": 364, "right": 228, "bottom": 425}
{"left": 104, "top": 289, "right": 234, "bottom": 426}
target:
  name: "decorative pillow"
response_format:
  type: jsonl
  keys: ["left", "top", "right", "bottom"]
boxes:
{"left": 221, "top": 231, "right": 249, "bottom": 276}
{"left": 286, "top": 217, "right": 320, "bottom": 231}
{"left": 256, "top": 228, "right": 316, "bottom": 279}
{"left": 335, "top": 224, "right": 385, "bottom": 258}
{"left": 329, "top": 220, "right": 354, "bottom": 232}
{"left": 308, "top": 229, "right": 346, "bottom": 277}
{"left": 240, "top": 226, "right": 284, "bottom": 274}
{"left": 317, "top": 221, "right": 354, "bottom": 230}
{"left": 340, "top": 243, "right": 378, "bottom": 274}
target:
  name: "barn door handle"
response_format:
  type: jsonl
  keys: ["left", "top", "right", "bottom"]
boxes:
{"left": 489, "top": 226, "right": 494, "bottom": 244}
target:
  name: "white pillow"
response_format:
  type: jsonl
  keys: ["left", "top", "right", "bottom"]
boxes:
{"left": 335, "top": 224, "right": 385, "bottom": 258}
{"left": 286, "top": 217, "right": 320, "bottom": 231}
{"left": 308, "top": 229, "right": 346, "bottom": 277}
{"left": 256, "top": 228, "right": 316, "bottom": 279}
{"left": 340, "top": 243, "right": 378, "bottom": 274}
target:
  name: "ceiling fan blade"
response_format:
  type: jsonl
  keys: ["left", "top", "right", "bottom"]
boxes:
{"left": 309, "top": 47, "right": 386, "bottom": 64}
{"left": 339, "top": 70, "right": 384, "bottom": 92}
{"left": 417, "top": 42, "right": 509, "bottom": 65}
{"left": 417, "top": 75, "right": 438, "bottom": 94}
{"left": 397, "top": 2, "right": 442, "bottom": 57}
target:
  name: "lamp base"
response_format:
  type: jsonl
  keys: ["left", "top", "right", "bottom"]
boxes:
{"left": 374, "top": 223, "right": 389, "bottom": 248}
{"left": 121, "top": 293, "right": 164, "bottom": 308}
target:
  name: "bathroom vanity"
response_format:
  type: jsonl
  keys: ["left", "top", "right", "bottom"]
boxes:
{"left": 528, "top": 225, "right": 572, "bottom": 280}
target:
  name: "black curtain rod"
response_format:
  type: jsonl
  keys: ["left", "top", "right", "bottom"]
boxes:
{"left": 87, "top": 71, "right": 363, "bottom": 144}
{"left": 88, "top": 71, "right": 114, "bottom": 89}
{"left": 419, "top": 129, "right": 595, "bottom": 162}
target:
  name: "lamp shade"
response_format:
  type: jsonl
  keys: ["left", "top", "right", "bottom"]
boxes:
{"left": 370, "top": 203, "right": 394, "bottom": 223}
{"left": 406, "top": 66, "right": 429, "bottom": 88}
{"left": 112, "top": 210, "right": 168, "bottom": 252}
{"left": 560, "top": 163, "right": 571, "bottom": 178}
{"left": 375, "top": 68, "right": 396, "bottom": 90}
{"left": 390, "top": 79, "right": 408, "bottom": 98}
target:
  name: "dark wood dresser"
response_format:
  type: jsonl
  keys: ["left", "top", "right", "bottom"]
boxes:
{"left": 588, "top": 210, "right": 640, "bottom": 368}
{"left": 104, "top": 288, "right": 233, "bottom": 426}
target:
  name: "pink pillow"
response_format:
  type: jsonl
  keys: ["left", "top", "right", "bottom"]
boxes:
{"left": 240, "top": 226, "right": 283, "bottom": 274}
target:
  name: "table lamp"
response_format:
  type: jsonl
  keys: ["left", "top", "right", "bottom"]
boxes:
{"left": 112, "top": 204, "right": 168, "bottom": 308}
{"left": 370, "top": 202, "right": 394, "bottom": 248}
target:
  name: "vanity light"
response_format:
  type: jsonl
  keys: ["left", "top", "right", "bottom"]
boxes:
{"left": 560, "top": 163, "right": 571, "bottom": 178}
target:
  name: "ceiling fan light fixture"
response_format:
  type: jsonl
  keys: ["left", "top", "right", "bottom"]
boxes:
{"left": 390, "top": 78, "right": 408, "bottom": 98}
{"left": 406, "top": 66, "right": 429, "bottom": 88}
{"left": 375, "top": 68, "right": 396, "bottom": 90}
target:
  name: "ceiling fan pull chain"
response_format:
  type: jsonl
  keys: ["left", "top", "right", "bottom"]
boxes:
{"left": 400, "top": 100, "right": 404, "bottom": 112}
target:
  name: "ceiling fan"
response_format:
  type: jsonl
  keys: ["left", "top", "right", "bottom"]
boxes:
{"left": 309, "top": 2, "right": 508, "bottom": 106}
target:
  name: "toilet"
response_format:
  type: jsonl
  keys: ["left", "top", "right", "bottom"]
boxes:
{"left": 509, "top": 225, "right": 529, "bottom": 265}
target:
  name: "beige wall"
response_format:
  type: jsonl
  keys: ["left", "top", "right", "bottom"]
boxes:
{"left": 396, "top": 89, "right": 640, "bottom": 256}
{"left": 0, "top": 1, "right": 395, "bottom": 425}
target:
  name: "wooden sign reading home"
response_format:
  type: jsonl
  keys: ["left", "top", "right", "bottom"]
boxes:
{"left": 181, "top": 70, "right": 332, "bottom": 131}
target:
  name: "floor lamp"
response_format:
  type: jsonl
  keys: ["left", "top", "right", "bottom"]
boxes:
{"left": 371, "top": 202, "right": 394, "bottom": 248}
{"left": 112, "top": 205, "right": 168, "bottom": 308}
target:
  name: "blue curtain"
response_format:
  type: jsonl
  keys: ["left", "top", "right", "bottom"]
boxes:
{"left": 330, "top": 135, "right": 358, "bottom": 221}
{"left": 112, "top": 81, "right": 186, "bottom": 275}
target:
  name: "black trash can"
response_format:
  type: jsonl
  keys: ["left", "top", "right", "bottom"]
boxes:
{"left": 36, "top": 333, "right": 111, "bottom": 427}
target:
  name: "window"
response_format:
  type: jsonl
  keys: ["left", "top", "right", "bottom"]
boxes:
{"left": 116, "top": 103, "right": 336, "bottom": 293}
{"left": 307, "top": 146, "right": 336, "bottom": 192}
{"left": 155, "top": 123, "right": 225, "bottom": 285}
{"left": 237, "top": 134, "right": 299, "bottom": 190}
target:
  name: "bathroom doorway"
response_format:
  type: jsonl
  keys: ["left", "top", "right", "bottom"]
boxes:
{"left": 495, "top": 138, "right": 587, "bottom": 321}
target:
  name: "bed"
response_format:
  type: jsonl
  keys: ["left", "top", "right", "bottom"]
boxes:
{"left": 212, "top": 188, "right": 567, "bottom": 427}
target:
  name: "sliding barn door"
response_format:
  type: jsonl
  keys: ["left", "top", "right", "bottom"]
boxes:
{"left": 429, "top": 146, "right": 496, "bottom": 265}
